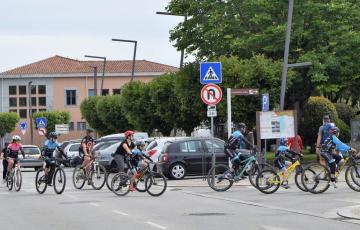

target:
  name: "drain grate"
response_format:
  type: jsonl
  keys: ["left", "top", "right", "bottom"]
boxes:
{"left": 188, "top": 213, "right": 227, "bottom": 216}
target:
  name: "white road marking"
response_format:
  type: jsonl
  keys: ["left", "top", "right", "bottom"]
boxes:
{"left": 260, "top": 225, "right": 290, "bottom": 230}
{"left": 66, "top": 195, "right": 79, "bottom": 199}
{"left": 335, "top": 198, "right": 360, "bottom": 204}
{"left": 112, "top": 210, "right": 129, "bottom": 216}
{"left": 246, "top": 186, "right": 256, "bottom": 189}
{"left": 146, "top": 221, "right": 167, "bottom": 230}
{"left": 89, "top": 203, "right": 100, "bottom": 207}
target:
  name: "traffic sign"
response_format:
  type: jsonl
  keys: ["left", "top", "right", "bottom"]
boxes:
{"left": 262, "top": 93, "right": 269, "bottom": 112}
{"left": 36, "top": 117, "right": 47, "bottom": 128}
{"left": 20, "top": 121, "right": 27, "bottom": 130}
{"left": 38, "top": 127, "right": 47, "bottom": 136}
{"left": 207, "top": 105, "right": 217, "bottom": 117}
{"left": 55, "top": 124, "right": 69, "bottom": 134}
{"left": 230, "top": 88, "right": 259, "bottom": 96}
{"left": 201, "top": 84, "right": 223, "bottom": 105}
{"left": 200, "top": 62, "right": 222, "bottom": 84}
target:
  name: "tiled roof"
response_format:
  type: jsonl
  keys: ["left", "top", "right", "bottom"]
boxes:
{"left": 1, "top": 55, "right": 179, "bottom": 75}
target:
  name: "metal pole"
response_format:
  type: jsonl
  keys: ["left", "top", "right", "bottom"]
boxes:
{"left": 92, "top": 66, "right": 98, "bottom": 96}
{"left": 101, "top": 58, "right": 106, "bottom": 93}
{"left": 280, "top": 0, "right": 294, "bottom": 111}
{"left": 28, "top": 81, "right": 33, "bottom": 145}
{"left": 227, "top": 88, "right": 232, "bottom": 138}
{"left": 131, "top": 41, "right": 137, "bottom": 82}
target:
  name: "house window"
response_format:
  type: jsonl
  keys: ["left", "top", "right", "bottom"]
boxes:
{"left": 31, "top": 97, "right": 37, "bottom": 106}
{"left": 69, "top": 122, "right": 74, "bottom": 131}
{"left": 9, "top": 86, "right": 16, "bottom": 95}
{"left": 39, "top": 108, "right": 46, "bottom": 112}
{"left": 39, "top": 97, "right": 46, "bottom": 106}
{"left": 88, "top": 89, "right": 95, "bottom": 97}
{"left": 66, "top": 90, "right": 76, "bottom": 105}
{"left": 19, "top": 97, "right": 27, "bottom": 107}
{"left": 19, "top": 109, "right": 27, "bottom": 118}
{"left": 19, "top": 85, "right": 26, "bottom": 95}
{"left": 77, "top": 122, "right": 87, "bottom": 131}
{"left": 113, "top": 89, "right": 121, "bottom": 95}
{"left": 38, "top": 85, "right": 46, "bottom": 94}
{"left": 9, "top": 109, "right": 17, "bottom": 113}
{"left": 9, "top": 98, "right": 17, "bottom": 107}
{"left": 31, "top": 109, "right": 37, "bottom": 115}
{"left": 31, "top": 85, "right": 37, "bottom": 94}
{"left": 101, "top": 89, "right": 109, "bottom": 96}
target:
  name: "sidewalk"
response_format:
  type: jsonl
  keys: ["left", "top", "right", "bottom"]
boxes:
{"left": 337, "top": 206, "right": 360, "bottom": 220}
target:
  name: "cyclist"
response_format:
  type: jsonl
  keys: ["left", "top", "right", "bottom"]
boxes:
{"left": 114, "top": 130, "right": 135, "bottom": 174}
{"left": 6, "top": 135, "right": 25, "bottom": 178}
{"left": 128, "top": 140, "right": 151, "bottom": 192}
{"left": 320, "top": 123, "right": 357, "bottom": 187}
{"left": 274, "top": 138, "right": 303, "bottom": 189}
{"left": 224, "top": 123, "right": 254, "bottom": 179}
{"left": 79, "top": 128, "right": 95, "bottom": 174}
{"left": 41, "top": 132, "right": 65, "bottom": 186}
{"left": 1, "top": 142, "right": 9, "bottom": 183}
{"left": 316, "top": 115, "right": 332, "bottom": 166}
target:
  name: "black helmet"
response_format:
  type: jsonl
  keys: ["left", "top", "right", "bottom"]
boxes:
{"left": 237, "top": 123, "right": 247, "bottom": 129}
{"left": 86, "top": 128, "right": 94, "bottom": 133}
{"left": 49, "top": 132, "right": 58, "bottom": 138}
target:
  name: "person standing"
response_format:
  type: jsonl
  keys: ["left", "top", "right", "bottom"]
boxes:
{"left": 1, "top": 142, "right": 9, "bottom": 183}
{"left": 288, "top": 134, "right": 303, "bottom": 153}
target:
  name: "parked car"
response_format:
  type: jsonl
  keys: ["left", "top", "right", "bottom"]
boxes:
{"left": 96, "top": 132, "right": 149, "bottom": 143}
{"left": 97, "top": 142, "right": 121, "bottom": 172}
{"left": 158, "top": 137, "right": 228, "bottom": 179}
{"left": 20, "top": 145, "right": 43, "bottom": 170}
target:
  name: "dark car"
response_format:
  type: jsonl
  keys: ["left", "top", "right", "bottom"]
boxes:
{"left": 158, "top": 137, "right": 228, "bottom": 179}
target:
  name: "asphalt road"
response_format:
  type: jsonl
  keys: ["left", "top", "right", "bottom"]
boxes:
{"left": 0, "top": 167, "right": 360, "bottom": 230}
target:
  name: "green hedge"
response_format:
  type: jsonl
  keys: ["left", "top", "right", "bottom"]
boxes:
{"left": 334, "top": 103, "right": 356, "bottom": 126}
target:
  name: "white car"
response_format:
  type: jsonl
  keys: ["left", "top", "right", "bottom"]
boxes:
{"left": 145, "top": 137, "right": 180, "bottom": 162}
{"left": 20, "top": 145, "right": 43, "bottom": 170}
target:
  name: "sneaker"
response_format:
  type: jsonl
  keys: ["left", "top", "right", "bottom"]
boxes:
{"left": 224, "top": 172, "right": 234, "bottom": 180}
{"left": 87, "top": 180, "right": 92, "bottom": 185}
{"left": 332, "top": 182, "right": 337, "bottom": 189}
{"left": 281, "top": 183, "right": 290, "bottom": 189}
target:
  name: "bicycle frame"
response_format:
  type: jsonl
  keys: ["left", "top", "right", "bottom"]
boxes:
{"left": 270, "top": 160, "right": 301, "bottom": 185}
{"left": 235, "top": 155, "right": 257, "bottom": 178}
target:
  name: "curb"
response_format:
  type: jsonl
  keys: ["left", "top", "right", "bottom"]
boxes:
{"left": 337, "top": 205, "right": 360, "bottom": 220}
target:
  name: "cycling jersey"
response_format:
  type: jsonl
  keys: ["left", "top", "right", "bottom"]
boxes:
{"left": 225, "top": 131, "right": 244, "bottom": 151}
{"left": 7, "top": 143, "right": 24, "bottom": 159}
{"left": 79, "top": 135, "right": 95, "bottom": 155}
{"left": 274, "top": 145, "right": 296, "bottom": 170}
{"left": 321, "top": 135, "right": 351, "bottom": 154}
{"left": 43, "top": 140, "right": 61, "bottom": 158}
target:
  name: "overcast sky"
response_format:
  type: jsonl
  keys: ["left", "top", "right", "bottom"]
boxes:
{"left": 0, "top": 0, "right": 192, "bottom": 72}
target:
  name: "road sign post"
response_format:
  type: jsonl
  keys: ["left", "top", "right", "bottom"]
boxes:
{"left": 20, "top": 121, "right": 27, "bottom": 136}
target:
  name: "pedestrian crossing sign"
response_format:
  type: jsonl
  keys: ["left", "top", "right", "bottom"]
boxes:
{"left": 200, "top": 62, "right": 222, "bottom": 84}
{"left": 36, "top": 117, "right": 47, "bottom": 128}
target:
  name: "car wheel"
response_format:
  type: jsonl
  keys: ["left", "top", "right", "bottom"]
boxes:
{"left": 169, "top": 163, "right": 186, "bottom": 180}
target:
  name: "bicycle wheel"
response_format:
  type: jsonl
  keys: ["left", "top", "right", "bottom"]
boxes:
{"left": 345, "top": 162, "right": 360, "bottom": 192}
{"left": 14, "top": 168, "right": 22, "bottom": 192}
{"left": 248, "top": 163, "right": 272, "bottom": 188}
{"left": 294, "top": 165, "right": 308, "bottom": 192}
{"left": 111, "top": 173, "right": 130, "bottom": 196}
{"left": 135, "top": 174, "right": 147, "bottom": 193}
{"left": 90, "top": 164, "right": 106, "bottom": 190}
{"left": 145, "top": 172, "right": 167, "bottom": 197}
{"left": 207, "top": 164, "right": 233, "bottom": 192}
{"left": 53, "top": 167, "right": 66, "bottom": 194}
{"left": 72, "top": 166, "right": 86, "bottom": 189}
{"left": 255, "top": 169, "right": 281, "bottom": 194}
{"left": 7, "top": 171, "right": 13, "bottom": 191}
{"left": 301, "top": 163, "right": 330, "bottom": 194}
{"left": 106, "top": 172, "right": 116, "bottom": 191}
{"left": 35, "top": 168, "right": 48, "bottom": 194}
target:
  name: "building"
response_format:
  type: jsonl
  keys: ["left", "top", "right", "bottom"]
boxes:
{"left": 0, "top": 55, "right": 178, "bottom": 145}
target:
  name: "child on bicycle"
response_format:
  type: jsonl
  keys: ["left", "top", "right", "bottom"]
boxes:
{"left": 127, "top": 140, "right": 151, "bottom": 191}
{"left": 274, "top": 138, "right": 302, "bottom": 189}
{"left": 320, "top": 123, "right": 357, "bottom": 187}
{"left": 5, "top": 135, "right": 25, "bottom": 178}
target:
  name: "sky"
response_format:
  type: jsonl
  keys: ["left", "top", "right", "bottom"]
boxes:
{"left": 0, "top": 0, "right": 193, "bottom": 72}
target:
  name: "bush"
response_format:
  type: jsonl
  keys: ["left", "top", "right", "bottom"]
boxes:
{"left": 33, "top": 111, "right": 71, "bottom": 133}
{"left": 334, "top": 103, "right": 356, "bottom": 126}
{"left": 334, "top": 118, "right": 351, "bottom": 143}
{"left": 300, "top": 96, "right": 338, "bottom": 148}
{"left": 0, "top": 112, "right": 20, "bottom": 137}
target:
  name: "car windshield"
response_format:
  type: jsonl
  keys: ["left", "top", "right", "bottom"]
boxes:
{"left": 23, "top": 147, "right": 40, "bottom": 155}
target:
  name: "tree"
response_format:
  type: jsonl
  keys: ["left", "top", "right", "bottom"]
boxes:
{"left": 33, "top": 111, "right": 71, "bottom": 133}
{"left": 95, "top": 95, "right": 133, "bottom": 135}
{"left": 334, "top": 102, "right": 356, "bottom": 126}
{"left": 0, "top": 112, "right": 20, "bottom": 137}
{"left": 167, "top": 0, "right": 360, "bottom": 106}
{"left": 80, "top": 96, "right": 105, "bottom": 132}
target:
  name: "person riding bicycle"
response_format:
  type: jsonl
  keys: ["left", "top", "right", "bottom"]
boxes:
{"left": 274, "top": 138, "right": 303, "bottom": 189}
{"left": 79, "top": 128, "right": 95, "bottom": 173}
{"left": 5, "top": 135, "right": 25, "bottom": 178}
{"left": 320, "top": 123, "right": 357, "bottom": 187}
{"left": 1, "top": 142, "right": 9, "bottom": 183}
{"left": 127, "top": 140, "right": 151, "bottom": 192}
{"left": 224, "top": 123, "right": 254, "bottom": 179}
{"left": 114, "top": 130, "right": 135, "bottom": 174}
{"left": 41, "top": 132, "right": 66, "bottom": 186}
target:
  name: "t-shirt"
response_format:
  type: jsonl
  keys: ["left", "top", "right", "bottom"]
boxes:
{"left": 115, "top": 140, "right": 135, "bottom": 155}
{"left": 79, "top": 135, "right": 95, "bottom": 154}
{"left": 43, "top": 140, "right": 61, "bottom": 158}
{"left": 7, "top": 143, "right": 23, "bottom": 158}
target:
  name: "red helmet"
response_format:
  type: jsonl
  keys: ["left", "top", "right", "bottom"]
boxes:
{"left": 124, "top": 130, "right": 135, "bottom": 138}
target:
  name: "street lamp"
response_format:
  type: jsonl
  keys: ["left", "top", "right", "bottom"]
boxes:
{"left": 156, "top": 11, "right": 188, "bottom": 69}
{"left": 84, "top": 55, "right": 106, "bottom": 95}
{"left": 28, "top": 81, "right": 34, "bottom": 145}
{"left": 111, "top": 38, "right": 137, "bottom": 82}
{"left": 89, "top": 66, "right": 98, "bottom": 96}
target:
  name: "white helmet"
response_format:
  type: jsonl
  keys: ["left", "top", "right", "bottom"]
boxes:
{"left": 12, "top": 135, "right": 21, "bottom": 141}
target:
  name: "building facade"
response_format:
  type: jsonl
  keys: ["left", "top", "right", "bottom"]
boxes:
{"left": 0, "top": 55, "right": 178, "bottom": 145}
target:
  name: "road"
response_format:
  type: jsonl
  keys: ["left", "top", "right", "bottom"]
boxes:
{"left": 0, "top": 167, "right": 360, "bottom": 230}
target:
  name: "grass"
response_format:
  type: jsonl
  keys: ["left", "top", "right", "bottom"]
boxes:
{"left": 264, "top": 151, "right": 317, "bottom": 163}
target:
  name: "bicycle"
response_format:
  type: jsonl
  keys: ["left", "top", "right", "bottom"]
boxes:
{"left": 111, "top": 156, "right": 167, "bottom": 197}
{"left": 72, "top": 152, "right": 107, "bottom": 190}
{"left": 6, "top": 160, "right": 22, "bottom": 192}
{"left": 207, "top": 148, "right": 271, "bottom": 192}
{"left": 255, "top": 154, "right": 308, "bottom": 194}
{"left": 301, "top": 150, "right": 360, "bottom": 194}
{"left": 35, "top": 157, "right": 69, "bottom": 194}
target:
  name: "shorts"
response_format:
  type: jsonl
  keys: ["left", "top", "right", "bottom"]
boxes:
{"left": 274, "top": 159, "right": 291, "bottom": 172}
{"left": 44, "top": 157, "right": 56, "bottom": 168}
{"left": 320, "top": 151, "right": 342, "bottom": 164}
